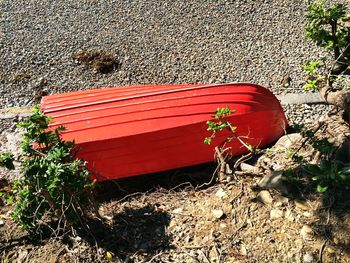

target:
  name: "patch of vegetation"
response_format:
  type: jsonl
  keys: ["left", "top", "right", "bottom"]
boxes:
{"left": 0, "top": 106, "right": 95, "bottom": 232}
{"left": 72, "top": 49, "right": 120, "bottom": 73}
{"left": 303, "top": 0, "right": 350, "bottom": 91}
{"left": 289, "top": 0, "right": 350, "bottom": 193}
{"left": 204, "top": 106, "right": 236, "bottom": 145}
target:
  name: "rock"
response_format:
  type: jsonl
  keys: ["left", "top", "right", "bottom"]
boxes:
{"left": 303, "top": 252, "right": 314, "bottom": 263}
{"left": 219, "top": 223, "right": 227, "bottom": 229}
{"left": 256, "top": 190, "right": 273, "bottom": 205}
{"left": 258, "top": 171, "right": 290, "bottom": 194}
{"left": 275, "top": 195, "right": 289, "bottom": 205}
{"left": 274, "top": 133, "right": 303, "bottom": 150}
{"left": 285, "top": 209, "right": 295, "bottom": 222}
{"left": 270, "top": 209, "right": 284, "bottom": 219}
{"left": 240, "top": 244, "right": 247, "bottom": 256}
{"left": 274, "top": 201, "right": 283, "bottom": 207}
{"left": 215, "top": 188, "right": 227, "bottom": 199}
{"left": 172, "top": 207, "right": 183, "bottom": 214}
{"left": 0, "top": 220, "right": 4, "bottom": 226}
{"left": 240, "top": 163, "right": 260, "bottom": 175}
{"left": 295, "top": 201, "right": 309, "bottom": 211}
{"left": 327, "top": 247, "right": 335, "bottom": 254}
{"left": 303, "top": 212, "right": 313, "bottom": 218}
{"left": 169, "top": 220, "right": 177, "bottom": 228}
{"left": 300, "top": 225, "right": 314, "bottom": 240}
{"left": 211, "top": 209, "right": 225, "bottom": 220}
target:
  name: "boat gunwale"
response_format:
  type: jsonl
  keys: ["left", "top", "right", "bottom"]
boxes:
{"left": 42, "top": 83, "right": 275, "bottom": 112}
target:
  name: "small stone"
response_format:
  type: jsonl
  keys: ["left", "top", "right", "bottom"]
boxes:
{"left": 215, "top": 188, "right": 227, "bottom": 198}
{"left": 274, "top": 201, "right": 283, "bottom": 207}
{"left": 295, "top": 201, "right": 309, "bottom": 211}
{"left": 219, "top": 223, "right": 227, "bottom": 229}
{"left": 303, "top": 252, "right": 314, "bottom": 263}
{"left": 327, "top": 247, "right": 335, "bottom": 254}
{"left": 303, "top": 212, "right": 313, "bottom": 218}
{"left": 275, "top": 195, "right": 289, "bottom": 204}
{"left": 258, "top": 171, "right": 289, "bottom": 195}
{"left": 169, "top": 220, "right": 176, "bottom": 228}
{"left": 240, "top": 244, "right": 247, "bottom": 256}
{"left": 285, "top": 209, "right": 295, "bottom": 222}
{"left": 256, "top": 190, "right": 273, "bottom": 205}
{"left": 0, "top": 220, "right": 4, "bottom": 226}
{"left": 212, "top": 209, "right": 225, "bottom": 219}
{"left": 270, "top": 209, "right": 284, "bottom": 219}
{"left": 274, "top": 133, "right": 303, "bottom": 149}
{"left": 172, "top": 207, "right": 183, "bottom": 214}
{"left": 300, "top": 225, "right": 314, "bottom": 240}
{"left": 240, "top": 163, "right": 260, "bottom": 174}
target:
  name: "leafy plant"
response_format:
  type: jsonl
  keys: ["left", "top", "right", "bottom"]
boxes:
{"left": 204, "top": 106, "right": 236, "bottom": 145}
{"left": 303, "top": 0, "right": 350, "bottom": 92}
{"left": 304, "top": 160, "right": 350, "bottom": 192}
{"left": 286, "top": 149, "right": 303, "bottom": 163}
{"left": 0, "top": 106, "right": 95, "bottom": 232}
{"left": 0, "top": 152, "right": 15, "bottom": 170}
{"left": 306, "top": 0, "right": 350, "bottom": 62}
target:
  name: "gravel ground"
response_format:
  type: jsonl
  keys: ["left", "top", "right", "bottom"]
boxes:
{"left": 0, "top": 0, "right": 335, "bottom": 122}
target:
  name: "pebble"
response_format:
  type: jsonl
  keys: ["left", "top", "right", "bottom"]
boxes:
{"left": 258, "top": 171, "right": 289, "bottom": 195}
{"left": 295, "top": 201, "right": 310, "bottom": 211}
{"left": 257, "top": 190, "right": 273, "bottom": 205}
{"left": 211, "top": 209, "right": 225, "bottom": 220}
{"left": 270, "top": 209, "right": 284, "bottom": 219}
{"left": 300, "top": 225, "right": 314, "bottom": 240}
{"left": 303, "top": 252, "right": 314, "bottom": 263}
{"left": 275, "top": 195, "right": 289, "bottom": 205}
{"left": 172, "top": 207, "right": 183, "bottom": 214}
{"left": 0, "top": 0, "right": 331, "bottom": 123}
{"left": 215, "top": 188, "right": 227, "bottom": 199}
{"left": 285, "top": 209, "right": 295, "bottom": 222}
{"left": 274, "top": 133, "right": 303, "bottom": 149}
{"left": 327, "top": 247, "right": 336, "bottom": 254}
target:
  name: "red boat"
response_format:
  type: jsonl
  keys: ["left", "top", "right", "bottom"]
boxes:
{"left": 41, "top": 83, "right": 288, "bottom": 181}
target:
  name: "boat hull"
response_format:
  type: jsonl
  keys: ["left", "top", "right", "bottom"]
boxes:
{"left": 41, "top": 83, "right": 288, "bottom": 181}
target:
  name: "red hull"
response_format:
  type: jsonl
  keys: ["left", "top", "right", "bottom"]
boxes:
{"left": 41, "top": 83, "right": 288, "bottom": 181}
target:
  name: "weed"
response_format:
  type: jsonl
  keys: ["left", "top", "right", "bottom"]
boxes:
{"left": 0, "top": 106, "right": 95, "bottom": 232}
{"left": 72, "top": 49, "right": 120, "bottom": 73}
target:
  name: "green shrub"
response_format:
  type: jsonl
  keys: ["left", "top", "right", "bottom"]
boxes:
{"left": 0, "top": 106, "right": 94, "bottom": 232}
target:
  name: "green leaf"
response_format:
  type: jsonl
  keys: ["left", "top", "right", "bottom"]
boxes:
{"left": 317, "top": 184, "right": 328, "bottom": 193}
{"left": 341, "top": 165, "right": 350, "bottom": 174}
{"left": 204, "top": 137, "right": 212, "bottom": 145}
{"left": 303, "top": 61, "right": 320, "bottom": 74}
{"left": 303, "top": 164, "right": 322, "bottom": 176}
{"left": 0, "top": 152, "right": 15, "bottom": 170}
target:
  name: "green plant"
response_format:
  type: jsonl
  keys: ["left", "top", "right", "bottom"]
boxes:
{"left": 286, "top": 149, "right": 303, "bottom": 163}
{"left": 0, "top": 152, "right": 15, "bottom": 170}
{"left": 306, "top": 0, "right": 350, "bottom": 61}
{"left": 303, "top": 0, "right": 350, "bottom": 90}
{"left": 204, "top": 106, "right": 236, "bottom": 145}
{"left": 0, "top": 106, "right": 95, "bottom": 232}
{"left": 304, "top": 160, "right": 350, "bottom": 192}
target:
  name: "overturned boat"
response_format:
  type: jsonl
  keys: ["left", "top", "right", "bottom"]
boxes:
{"left": 41, "top": 83, "right": 288, "bottom": 181}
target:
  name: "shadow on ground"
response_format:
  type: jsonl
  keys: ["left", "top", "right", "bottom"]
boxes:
{"left": 81, "top": 205, "right": 172, "bottom": 261}
{"left": 95, "top": 162, "right": 217, "bottom": 202}
{"left": 79, "top": 163, "right": 217, "bottom": 261}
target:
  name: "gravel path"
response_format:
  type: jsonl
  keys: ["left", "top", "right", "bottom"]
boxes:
{"left": 0, "top": 0, "right": 331, "bottom": 122}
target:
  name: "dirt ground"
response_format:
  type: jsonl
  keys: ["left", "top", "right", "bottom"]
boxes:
{"left": 1, "top": 111, "right": 350, "bottom": 263}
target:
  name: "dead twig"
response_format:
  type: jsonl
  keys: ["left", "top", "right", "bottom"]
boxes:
{"left": 145, "top": 252, "right": 164, "bottom": 263}
{"left": 318, "top": 240, "right": 328, "bottom": 263}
